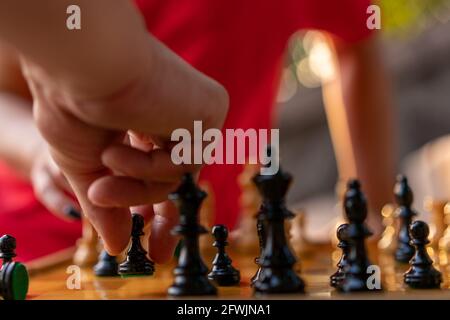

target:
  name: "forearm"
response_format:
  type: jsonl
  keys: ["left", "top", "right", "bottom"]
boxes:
{"left": 0, "top": 93, "right": 43, "bottom": 177}
{"left": 0, "top": 0, "right": 149, "bottom": 99}
{"left": 325, "top": 36, "right": 396, "bottom": 214}
{"left": 0, "top": 1, "right": 227, "bottom": 136}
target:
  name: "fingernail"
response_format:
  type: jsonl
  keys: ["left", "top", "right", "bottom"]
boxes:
{"left": 64, "top": 206, "right": 82, "bottom": 220}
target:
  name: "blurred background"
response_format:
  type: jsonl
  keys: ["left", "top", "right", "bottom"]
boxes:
{"left": 277, "top": 0, "right": 450, "bottom": 239}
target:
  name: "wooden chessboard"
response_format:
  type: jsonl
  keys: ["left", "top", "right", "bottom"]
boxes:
{"left": 26, "top": 244, "right": 450, "bottom": 300}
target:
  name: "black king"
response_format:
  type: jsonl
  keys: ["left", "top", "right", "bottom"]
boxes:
{"left": 168, "top": 173, "right": 217, "bottom": 296}
{"left": 252, "top": 146, "right": 305, "bottom": 294}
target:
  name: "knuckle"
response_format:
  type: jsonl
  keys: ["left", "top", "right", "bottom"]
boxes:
{"left": 70, "top": 99, "right": 111, "bottom": 125}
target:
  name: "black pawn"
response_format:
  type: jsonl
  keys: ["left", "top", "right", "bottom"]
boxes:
{"left": 252, "top": 146, "right": 305, "bottom": 294}
{"left": 168, "top": 173, "right": 217, "bottom": 296}
{"left": 251, "top": 205, "right": 266, "bottom": 286}
{"left": 330, "top": 223, "right": 350, "bottom": 288}
{"left": 0, "top": 235, "right": 29, "bottom": 300}
{"left": 404, "top": 221, "right": 442, "bottom": 289}
{"left": 208, "top": 225, "right": 241, "bottom": 286}
{"left": 94, "top": 249, "right": 119, "bottom": 277}
{"left": 119, "top": 214, "right": 155, "bottom": 277}
{"left": 394, "top": 175, "right": 416, "bottom": 263}
{"left": 0, "top": 235, "right": 16, "bottom": 262}
{"left": 338, "top": 180, "right": 381, "bottom": 292}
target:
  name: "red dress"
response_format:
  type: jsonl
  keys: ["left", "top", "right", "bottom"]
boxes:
{"left": 0, "top": 0, "right": 372, "bottom": 261}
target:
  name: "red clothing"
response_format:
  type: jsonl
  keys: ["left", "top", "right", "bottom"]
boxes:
{"left": 0, "top": 163, "right": 80, "bottom": 261}
{"left": 0, "top": 0, "right": 372, "bottom": 261}
{"left": 134, "top": 0, "right": 372, "bottom": 228}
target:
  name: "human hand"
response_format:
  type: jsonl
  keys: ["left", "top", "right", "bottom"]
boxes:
{"left": 92, "top": 133, "right": 188, "bottom": 264}
{"left": 23, "top": 35, "right": 228, "bottom": 256}
{"left": 30, "top": 147, "right": 81, "bottom": 221}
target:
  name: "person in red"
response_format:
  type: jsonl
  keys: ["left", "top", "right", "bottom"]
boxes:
{"left": 0, "top": 0, "right": 394, "bottom": 263}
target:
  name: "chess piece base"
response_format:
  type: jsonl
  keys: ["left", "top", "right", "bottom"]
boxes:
{"left": 0, "top": 261, "right": 29, "bottom": 300}
{"left": 253, "top": 268, "right": 305, "bottom": 294}
{"left": 330, "top": 271, "right": 345, "bottom": 288}
{"left": 94, "top": 262, "right": 119, "bottom": 277}
{"left": 95, "top": 264, "right": 119, "bottom": 277}
{"left": 404, "top": 269, "right": 442, "bottom": 289}
{"left": 168, "top": 273, "right": 217, "bottom": 296}
{"left": 338, "top": 275, "right": 383, "bottom": 293}
{"left": 208, "top": 268, "right": 240, "bottom": 286}
{"left": 118, "top": 260, "right": 154, "bottom": 277}
{"left": 94, "top": 250, "right": 119, "bottom": 277}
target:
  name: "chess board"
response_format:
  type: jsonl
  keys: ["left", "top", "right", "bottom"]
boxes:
{"left": 26, "top": 244, "right": 450, "bottom": 300}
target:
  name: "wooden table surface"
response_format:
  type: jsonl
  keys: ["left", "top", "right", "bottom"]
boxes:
{"left": 26, "top": 244, "right": 450, "bottom": 300}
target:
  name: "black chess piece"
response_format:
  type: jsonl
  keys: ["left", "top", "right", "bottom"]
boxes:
{"left": 251, "top": 205, "right": 266, "bottom": 286}
{"left": 168, "top": 173, "right": 217, "bottom": 296}
{"left": 94, "top": 249, "right": 119, "bottom": 277}
{"left": 338, "top": 180, "right": 381, "bottom": 292}
{"left": 0, "top": 235, "right": 29, "bottom": 300}
{"left": 208, "top": 225, "right": 241, "bottom": 286}
{"left": 119, "top": 214, "right": 155, "bottom": 277}
{"left": 394, "top": 175, "right": 416, "bottom": 263}
{"left": 330, "top": 223, "right": 350, "bottom": 288}
{"left": 404, "top": 220, "right": 442, "bottom": 289}
{"left": 252, "top": 146, "right": 305, "bottom": 294}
